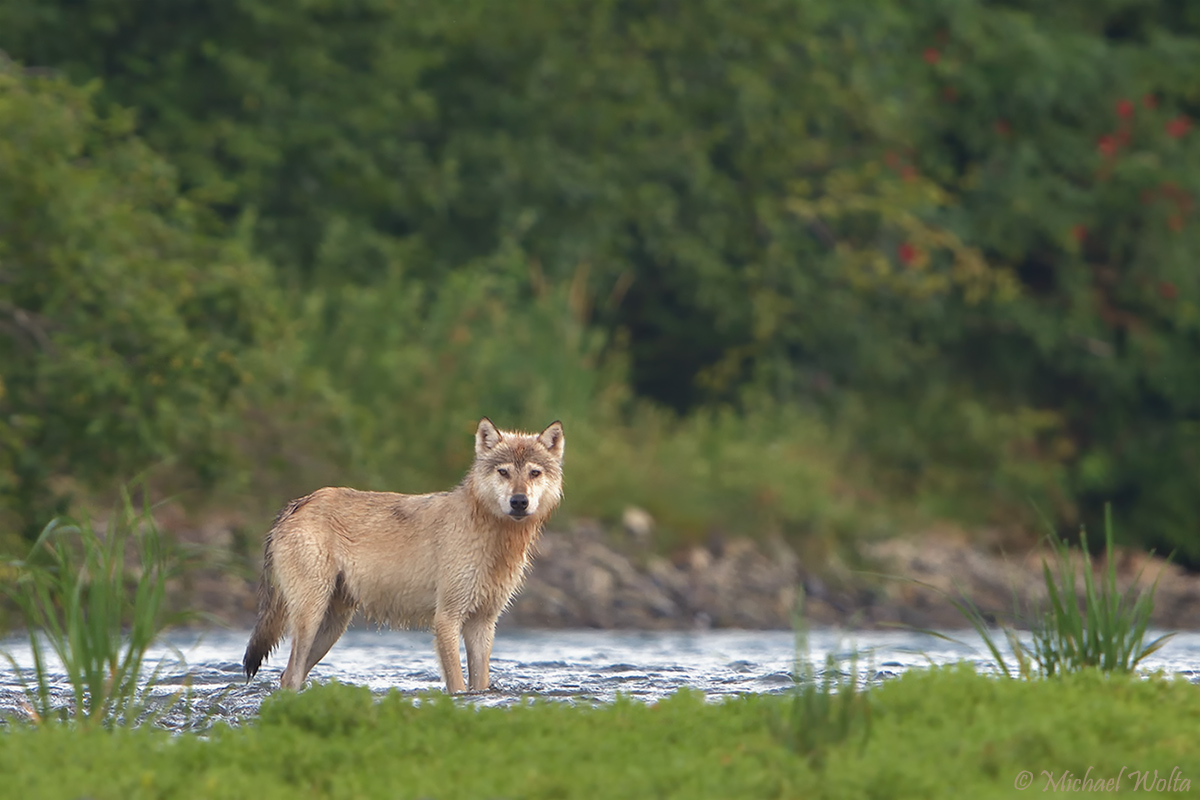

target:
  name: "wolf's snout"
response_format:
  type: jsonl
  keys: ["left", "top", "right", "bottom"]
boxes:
{"left": 509, "top": 494, "right": 529, "bottom": 514}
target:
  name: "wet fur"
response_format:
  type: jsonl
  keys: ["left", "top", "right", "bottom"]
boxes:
{"left": 243, "top": 418, "right": 565, "bottom": 693}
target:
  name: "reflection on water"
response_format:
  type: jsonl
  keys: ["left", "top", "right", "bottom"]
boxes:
{"left": 1, "top": 627, "right": 1196, "bottom": 731}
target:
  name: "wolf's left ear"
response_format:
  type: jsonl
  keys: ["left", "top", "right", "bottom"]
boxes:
{"left": 476, "top": 417, "right": 503, "bottom": 454}
{"left": 538, "top": 421, "right": 565, "bottom": 459}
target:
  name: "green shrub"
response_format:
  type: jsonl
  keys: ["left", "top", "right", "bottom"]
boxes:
{"left": 0, "top": 56, "right": 279, "bottom": 536}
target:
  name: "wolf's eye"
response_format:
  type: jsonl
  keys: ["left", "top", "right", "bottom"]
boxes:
{"left": 498, "top": 468, "right": 509, "bottom": 478}
{"left": 529, "top": 468, "right": 542, "bottom": 478}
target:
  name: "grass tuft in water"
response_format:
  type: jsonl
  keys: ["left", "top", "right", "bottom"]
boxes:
{"left": 773, "top": 591, "right": 872, "bottom": 767}
{"left": 925, "top": 506, "right": 1174, "bottom": 679}
{"left": 1, "top": 489, "right": 194, "bottom": 727}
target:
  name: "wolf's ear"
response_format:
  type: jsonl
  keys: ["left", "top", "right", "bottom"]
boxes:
{"left": 476, "top": 417, "right": 503, "bottom": 454}
{"left": 537, "top": 421, "right": 565, "bottom": 459}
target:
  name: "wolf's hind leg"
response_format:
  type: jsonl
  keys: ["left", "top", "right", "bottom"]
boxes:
{"left": 464, "top": 613, "right": 497, "bottom": 692}
{"left": 304, "top": 590, "right": 356, "bottom": 674}
{"left": 280, "top": 585, "right": 334, "bottom": 690}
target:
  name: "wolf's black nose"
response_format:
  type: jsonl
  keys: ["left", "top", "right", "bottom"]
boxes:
{"left": 510, "top": 494, "right": 529, "bottom": 513}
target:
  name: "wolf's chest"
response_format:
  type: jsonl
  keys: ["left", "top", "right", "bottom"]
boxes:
{"left": 465, "top": 537, "right": 535, "bottom": 612}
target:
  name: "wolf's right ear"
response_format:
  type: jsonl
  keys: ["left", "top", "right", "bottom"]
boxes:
{"left": 476, "top": 417, "right": 503, "bottom": 454}
{"left": 537, "top": 420, "right": 565, "bottom": 459}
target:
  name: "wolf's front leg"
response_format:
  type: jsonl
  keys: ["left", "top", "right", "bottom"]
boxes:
{"left": 463, "top": 614, "right": 497, "bottom": 692}
{"left": 433, "top": 613, "right": 466, "bottom": 693}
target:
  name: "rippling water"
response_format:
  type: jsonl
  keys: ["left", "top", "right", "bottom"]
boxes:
{"left": 2, "top": 627, "right": 1197, "bottom": 731}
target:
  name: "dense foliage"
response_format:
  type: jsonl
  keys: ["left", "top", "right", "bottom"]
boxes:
{"left": 0, "top": 0, "right": 1197, "bottom": 557}
{"left": 2, "top": 669, "right": 1198, "bottom": 798}
{"left": 0, "top": 57, "right": 273, "bottom": 538}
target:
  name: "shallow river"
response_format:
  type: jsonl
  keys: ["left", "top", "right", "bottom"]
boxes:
{"left": 2, "top": 627, "right": 1197, "bottom": 731}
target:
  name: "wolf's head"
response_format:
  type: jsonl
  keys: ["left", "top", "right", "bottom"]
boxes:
{"left": 470, "top": 418, "right": 565, "bottom": 521}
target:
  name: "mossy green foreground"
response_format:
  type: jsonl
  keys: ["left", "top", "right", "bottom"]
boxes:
{"left": 2, "top": 666, "right": 1198, "bottom": 799}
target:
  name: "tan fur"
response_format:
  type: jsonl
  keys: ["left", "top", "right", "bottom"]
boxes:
{"left": 243, "top": 418, "right": 565, "bottom": 693}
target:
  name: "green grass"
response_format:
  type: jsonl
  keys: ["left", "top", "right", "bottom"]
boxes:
{"left": 0, "top": 668, "right": 1196, "bottom": 799}
{"left": 0, "top": 492, "right": 193, "bottom": 727}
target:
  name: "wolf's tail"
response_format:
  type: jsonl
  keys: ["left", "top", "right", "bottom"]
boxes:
{"left": 243, "top": 531, "right": 287, "bottom": 682}
{"left": 244, "top": 495, "right": 314, "bottom": 681}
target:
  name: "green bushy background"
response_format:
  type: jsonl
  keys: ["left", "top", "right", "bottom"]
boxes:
{"left": 0, "top": 0, "right": 1197, "bottom": 561}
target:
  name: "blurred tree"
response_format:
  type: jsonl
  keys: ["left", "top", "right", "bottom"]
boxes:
{"left": 0, "top": 0, "right": 1003, "bottom": 403}
{"left": 0, "top": 57, "right": 276, "bottom": 535}
{"left": 877, "top": 0, "right": 1200, "bottom": 557}
{"left": 1, "top": 0, "right": 1198, "bottom": 557}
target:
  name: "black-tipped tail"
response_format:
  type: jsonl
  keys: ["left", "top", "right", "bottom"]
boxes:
{"left": 243, "top": 578, "right": 285, "bottom": 681}
{"left": 243, "top": 534, "right": 286, "bottom": 681}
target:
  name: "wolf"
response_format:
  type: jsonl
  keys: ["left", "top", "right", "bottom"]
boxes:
{"left": 242, "top": 418, "right": 565, "bottom": 693}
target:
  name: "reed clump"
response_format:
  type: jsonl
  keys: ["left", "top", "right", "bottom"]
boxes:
{"left": 1, "top": 492, "right": 192, "bottom": 727}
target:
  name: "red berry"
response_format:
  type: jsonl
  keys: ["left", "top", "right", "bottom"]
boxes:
{"left": 898, "top": 242, "right": 918, "bottom": 264}
{"left": 923, "top": 48, "right": 940, "bottom": 65}
{"left": 1166, "top": 116, "right": 1191, "bottom": 138}
{"left": 1097, "top": 135, "right": 1119, "bottom": 157}
{"left": 1116, "top": 99, "right": 1134, "bottom": 118}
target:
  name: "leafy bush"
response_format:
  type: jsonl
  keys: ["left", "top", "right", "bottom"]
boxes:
{"left": 886, "top": 0, "right": 1200, "bottom": 557}
{"left": 0, "top": 56, "right": 279, "bottom": 535}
